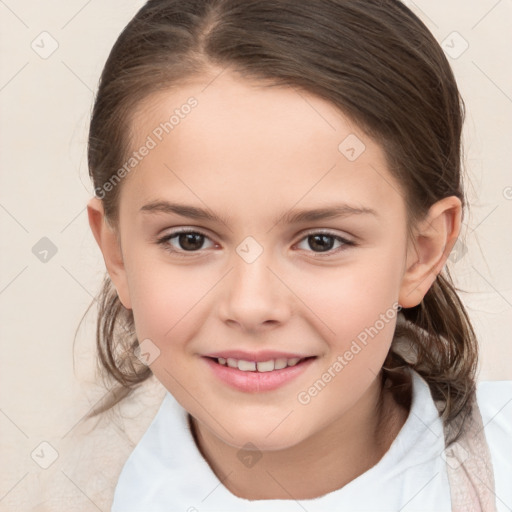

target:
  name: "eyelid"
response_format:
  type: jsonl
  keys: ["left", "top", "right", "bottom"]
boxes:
{"left": 298, "top": 228, "right": 353, "bottom": 242}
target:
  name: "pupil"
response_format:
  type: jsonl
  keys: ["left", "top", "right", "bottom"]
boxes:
{"left": 309, "top": 234, "right": 333, "bottom": 252}
{"left": 180, "top": 233, "right": 203, "bottom": 251}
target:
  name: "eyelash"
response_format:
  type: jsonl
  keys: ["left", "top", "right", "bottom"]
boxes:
{"left": 156, "top": 228, "right": 355, "bottom": 258}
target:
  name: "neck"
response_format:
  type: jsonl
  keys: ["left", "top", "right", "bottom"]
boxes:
{"left": 189, "top": 372, "right": 411, "bottom": 500}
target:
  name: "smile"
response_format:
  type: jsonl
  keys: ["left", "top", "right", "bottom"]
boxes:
{"left": 215, "top": 356, "right": 309, "bottom": 372}
{"left": 203, "top": 355, "right": 317, "bottom": 392}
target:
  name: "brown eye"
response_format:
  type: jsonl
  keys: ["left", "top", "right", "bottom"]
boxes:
{"left": 176, "top": 232, "right": 205, "bottom": 251}
{"left": 296, "top": 231, "right": 354, "bottom": 255}
{"left": 157, "top": 229, "right": 215, "bottom": 255}
{"left": 307, "top": 234, "right": 336, "bottom": 252}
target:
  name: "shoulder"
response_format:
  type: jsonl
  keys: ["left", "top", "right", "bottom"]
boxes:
{"left": 475, "top": 379, "right": 512, "bottom": 512}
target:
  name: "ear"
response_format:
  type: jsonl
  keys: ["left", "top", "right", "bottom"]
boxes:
{"left": 87, "top": 197, "right": 132, "bottom": 309}
{"left": 399, "top": 196, "right": 462, "bottom": 308}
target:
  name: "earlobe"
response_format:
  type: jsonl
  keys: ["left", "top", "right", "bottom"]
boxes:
{"left": 398, "top": 196, "right": 462, "bottom": 308}
{"left": 87, "top": 197, "right": 132, "bottom": 309}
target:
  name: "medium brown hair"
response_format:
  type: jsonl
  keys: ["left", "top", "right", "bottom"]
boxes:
{"left": 83, "top": 0, "right": 478, "bottom": 442}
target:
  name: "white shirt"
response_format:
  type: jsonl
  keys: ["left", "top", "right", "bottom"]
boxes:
{"left": 111, "top": 369, "right": 512, "bottom": 511}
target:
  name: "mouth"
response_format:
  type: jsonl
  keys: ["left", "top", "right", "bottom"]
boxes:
{"left": 202, "top": 354, "right": 318, "bottom": 392}
{"left": 206, "top": 355, "right": 317, "bottom": 372}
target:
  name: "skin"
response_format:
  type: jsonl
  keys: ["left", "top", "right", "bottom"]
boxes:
{"left": 88, "top": 70, "right": 461, "bottom": 500}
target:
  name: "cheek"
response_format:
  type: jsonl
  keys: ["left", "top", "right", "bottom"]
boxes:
{"left": 293, "top": 257, "right": 402, "bottom": 434}
{"left": 121, "top": 239, "right": 184, "bottom": 331}
{"left": 296, "top": 247, "right": 404, "bottom": 338}
{"left": 127, "top": 260, "right": 210, "bottom": 341}
{"left": 297, "top": 248, "right": 405, "bottom": 411}
{"left": 125, "top": 256, "right": 212, "bottom": 398}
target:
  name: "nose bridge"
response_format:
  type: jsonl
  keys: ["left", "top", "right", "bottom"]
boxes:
{"left": 219, "top": 236, "right": 291, "bottom": 329}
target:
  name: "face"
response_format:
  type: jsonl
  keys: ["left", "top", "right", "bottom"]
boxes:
{"left": 111, "top": 71, "right": 412, "bottom": 451}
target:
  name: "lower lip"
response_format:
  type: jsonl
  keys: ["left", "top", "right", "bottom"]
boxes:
{"left": 203, "top": 357, "right": 316, "bottom": 392}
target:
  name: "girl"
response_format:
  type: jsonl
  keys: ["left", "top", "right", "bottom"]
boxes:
{"left": 84, "top": 0, "right": 511, "bottom": 510}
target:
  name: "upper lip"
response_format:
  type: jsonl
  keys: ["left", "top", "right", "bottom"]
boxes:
{"left": 203, "top": 350, "right": 315, "bottom": 362}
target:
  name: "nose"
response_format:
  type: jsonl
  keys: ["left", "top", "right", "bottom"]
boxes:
{"left": 217, "top": 245, "right": 293, "bottom": 334}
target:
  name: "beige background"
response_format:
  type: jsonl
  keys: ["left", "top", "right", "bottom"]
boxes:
{"left": 0, "top": 0, "right": 511, "bottom": 510}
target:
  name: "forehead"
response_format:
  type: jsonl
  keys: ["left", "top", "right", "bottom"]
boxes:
{"left": 120, "top": 72, "right": 405, "bottom": 224}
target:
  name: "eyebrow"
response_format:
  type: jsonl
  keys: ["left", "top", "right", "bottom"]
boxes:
{"left": 139, "top": 200, "right": 378, "bottom": 225}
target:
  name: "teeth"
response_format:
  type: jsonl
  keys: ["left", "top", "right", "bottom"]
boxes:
{"left": 227, "top": 357, "right": 238, "bottom": 368}
{"left": 256, "top": 360, "right": 274, "bottom": 372}
{"left": 216, "top": 356, "right": 308, "bottom": 372}
{"left": 238, "top": 360, "right": 256, "bottom": 371}
{"left": 274, "top": 358, "right": 288, "bottom": 370}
